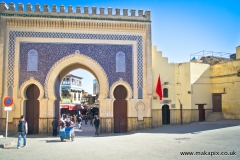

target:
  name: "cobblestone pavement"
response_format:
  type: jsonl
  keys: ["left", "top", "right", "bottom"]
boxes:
{"left": 0, "top": 120, "right": 240, "bottom": 160}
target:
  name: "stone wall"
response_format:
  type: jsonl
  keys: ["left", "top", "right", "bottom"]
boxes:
{"left": 170, "top": 109, "right": 206, "bottom": 124}
{"left": 127, "top": 117, "right": 152, "bottom": 132}
{"left": 211, "top": 59, "right": 240, "bottom": 119}
{"left": 152, "top": 109, "right": 162, "bottom": 127}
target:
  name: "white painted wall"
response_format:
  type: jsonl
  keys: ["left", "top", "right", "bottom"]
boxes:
{"left": 190, "top": 62, "right": 212, "bottom": 109}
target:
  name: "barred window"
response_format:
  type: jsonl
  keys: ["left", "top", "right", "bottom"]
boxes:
{"left": 116, "top": 51, "right": 126, "bottom": 72}
{"left": 27, "top": 49, "right": 38, "bottom": 71}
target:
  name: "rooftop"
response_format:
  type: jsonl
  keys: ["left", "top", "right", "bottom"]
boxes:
{"left": 190, "top": 50, "right": 235, "bottom": 65}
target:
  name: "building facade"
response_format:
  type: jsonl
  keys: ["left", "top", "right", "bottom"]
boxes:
{"left": 61, "top": 74, "right": 83, "bottom": 104}
{"left": 0, "top": 2, "right": 152, "bottom": 134}
{"left": 93, "top": 79, "right": 99, "bottom": 96}
{"left": 210, "top": 46, "right": 240, "bottom": 119}
{"left": 151, "top": 46, "right": 240, "bottom": 127}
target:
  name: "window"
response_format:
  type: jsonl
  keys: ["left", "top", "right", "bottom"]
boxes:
{"left": 66, "top": 78, "right": 70, "bottom": 84}
{"left": 27, "top": 49, "right": 38, "bottom": 71}
{"left": 62, "top": 78, "right": 66, "bottom": 84}
{"left": 116, "top": 51, "right": 126, "bottom": 72}
{"left": 163, "top": 88, "right": 168, "bottom": 98}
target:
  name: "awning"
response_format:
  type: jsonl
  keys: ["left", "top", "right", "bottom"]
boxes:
{"left": 61, "top": 105, "right": 69, "bottom": 109}
{"left": 69, "top": 105, "right": 76, "bottom": 110}
{"left": 60, "top": 104, "right": 76, "bottom": 110}
{"left": 76, "top": 104, "right": 83, "bottom": 110}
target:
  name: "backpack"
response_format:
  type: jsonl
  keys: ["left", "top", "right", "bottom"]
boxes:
{"left": 18, "top": 121, "right": 25, "bottom": 132}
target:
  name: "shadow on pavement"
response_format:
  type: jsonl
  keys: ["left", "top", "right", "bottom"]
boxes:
{"left": 3, "top": 120, "right": 240, "bottom": 139}
{"left": 138, "top": 120, "right": 240, "bottom": 135}
{"left": 45, "top": 140, "right": 63, "bottom": 143}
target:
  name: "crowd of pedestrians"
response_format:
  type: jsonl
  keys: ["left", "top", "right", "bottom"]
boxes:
{"left": 53, "top": 113, "right": 100, "bottom": 136}
{"left": 16, "top": 112, "right": 100, "bottom": 149}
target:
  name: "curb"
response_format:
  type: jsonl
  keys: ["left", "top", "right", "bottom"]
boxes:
{"left": 0, "top": 140, "right": 17, "bottom": 148}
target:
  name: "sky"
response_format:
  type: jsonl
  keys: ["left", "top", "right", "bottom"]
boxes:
{"left": 4, "top": 0, "right": 240, "bottom": 94}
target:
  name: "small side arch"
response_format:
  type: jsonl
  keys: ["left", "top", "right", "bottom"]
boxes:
{"left": 19, "top": 77, "right": 44, "bottom": 100}
{"left": 110, "top": 78, "right": 132, "bottom": 100}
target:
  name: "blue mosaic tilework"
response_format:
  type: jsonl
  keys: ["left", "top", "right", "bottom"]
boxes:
{"left": 19, "top": 43, "right": 133, "bottom": 95}
{"left": 7, "top": 31, "right": 143, "bottom": 98}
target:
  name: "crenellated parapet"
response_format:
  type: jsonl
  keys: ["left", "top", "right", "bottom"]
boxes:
{"left": 0, "top": 2, "right": 151, "bottom": 22}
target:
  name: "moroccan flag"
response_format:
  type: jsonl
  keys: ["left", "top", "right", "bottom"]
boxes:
{"left": 156, "top": 75, "right": 162, "bottom": 100}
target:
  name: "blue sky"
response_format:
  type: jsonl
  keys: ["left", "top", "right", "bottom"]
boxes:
{"left": 5, "top": 0, "right": 240, "bottom": 93}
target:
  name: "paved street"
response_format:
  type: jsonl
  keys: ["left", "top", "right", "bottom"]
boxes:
{"left": 0, "top": 120, "right": 240, "bottom": 160}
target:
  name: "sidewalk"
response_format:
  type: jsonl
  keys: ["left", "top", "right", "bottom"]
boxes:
{"left": 1, "top": 119, "right": 239, "bottom": 149}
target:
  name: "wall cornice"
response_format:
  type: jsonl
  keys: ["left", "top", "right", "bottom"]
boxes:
{"left": 0, "top": 13, "right": 151, "bottom": 23}
{"left": 5, "top": 17, "right": 147, "bottom": 32}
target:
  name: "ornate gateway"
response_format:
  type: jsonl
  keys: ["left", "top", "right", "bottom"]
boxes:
{"left": 0, "top": 2, "right": 153, "bottom": 134}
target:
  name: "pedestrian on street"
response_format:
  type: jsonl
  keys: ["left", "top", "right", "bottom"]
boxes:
{"left": 65, "top": 118, "right": 74, "bottom": 127}
{"left": 52, "top": 117, "right": 58, "bottom": 137}
{"left": 90, "top": 115, "right": 92, "bottom": 125}
{"left": 58, "top": 118, "right": 63, "bottom": 131}
{"left": 85, "top": 115, "right": 88, "bottom": 125}
{"left": 73, "top": 115, "right": 77, "bottom": 124}
{"left": 17, "top": 115, "right": 28, "bottom": 149}
{"left": 94, "top": 116, "right": 100, "bottom": 135}
{"left": 77, "top": 115, "right": 82, "bottom": 129}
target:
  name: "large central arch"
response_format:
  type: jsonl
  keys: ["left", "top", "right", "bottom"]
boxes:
{"left": 45, "top": 53, "right": 109, "bottom": 101}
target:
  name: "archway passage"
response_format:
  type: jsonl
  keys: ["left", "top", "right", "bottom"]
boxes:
{"left": 26, "top": 84, "right": 40, "bottom": 134}
{"left": 114, "top": 85, "right": 127, "bottom": 133}
{"left": 162, "top": 105, "right": 170, "bottom": 125}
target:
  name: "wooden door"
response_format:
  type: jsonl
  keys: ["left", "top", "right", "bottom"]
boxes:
{"left": 162, "top": 105, "right": 170, "bottom": 124}
{"left": 212, "top": 94, "right": 222, "bottom": 112}
{"left": 114, "top": 85, "right": 127, "bottom": 133}
{"left": 198, "top": 104, "right": 205, "bottom": 122}
{"left": 26, "top": 84, "right": 40, "bottom": 134}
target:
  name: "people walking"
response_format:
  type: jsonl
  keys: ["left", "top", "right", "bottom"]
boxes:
{"left": 94, "top": 116, "right": 100, "bottom": 135}
{"left": 52, "top": 117, "right": 58, "bottom": 137}
{"left": 17, "top": 115, "right": 28, "bottom": 149}
{"left": 77, "top": 115, "right": 82, "bottom": 129}
{"left": 58, "top": 118, "right": 63, "bottom": 131}
{"left": 85, "top": 115, "right": 88, "bottom": 125}
{"left": 65, "top": 118, "right": 74, "bottom": 127}
{"left": 89, "top": 115, "right": 92, "bottom": 125}
{"left": 73, "top": 115, "right": 77, "bottom": 124}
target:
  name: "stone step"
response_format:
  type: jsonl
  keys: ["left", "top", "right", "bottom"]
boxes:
{"left": 205, "top": 112, "right": 223, "bottom": 122}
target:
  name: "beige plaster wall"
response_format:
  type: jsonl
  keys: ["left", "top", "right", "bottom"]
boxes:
{"left": 151, "top": 46, "right": 176, "bottom": 110}
{"left": 174, "top": 62, "right": 192, "bottom": 109}
{"left": 151, "top": 46, "right": 215, "bottom": 124}
{"left": 0, "top": 17, "right": 5, "bottom": 129}
{"left": 211, "top": 60, "right": 240, "bottom": 119}
{"left": 190, "top": 62, "right": 212, "bottom": 109}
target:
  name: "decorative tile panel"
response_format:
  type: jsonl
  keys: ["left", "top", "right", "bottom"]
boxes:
{"left": 7, "top": 31, "right": 143, "bottom": 98}
{"left": 19, "top": 43, "right": 132, "bottom": 96}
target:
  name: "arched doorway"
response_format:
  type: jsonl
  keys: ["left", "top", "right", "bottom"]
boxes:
{"left": 162, "top": 105, "right": 170, "bottom": 125}
{"left": 26, "top": 84, "right": 40, "bottom": 134}
{"left": 114, "top": 85, "right": 127, "bottom": 133}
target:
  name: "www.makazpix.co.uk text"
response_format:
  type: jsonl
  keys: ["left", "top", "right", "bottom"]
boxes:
{"left": 180, "top": 151, "right": 236, "bottom": 156}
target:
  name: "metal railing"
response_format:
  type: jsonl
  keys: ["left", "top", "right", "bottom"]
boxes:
{"left": 190, "top": 50, "right": 235, "bottom": 61}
